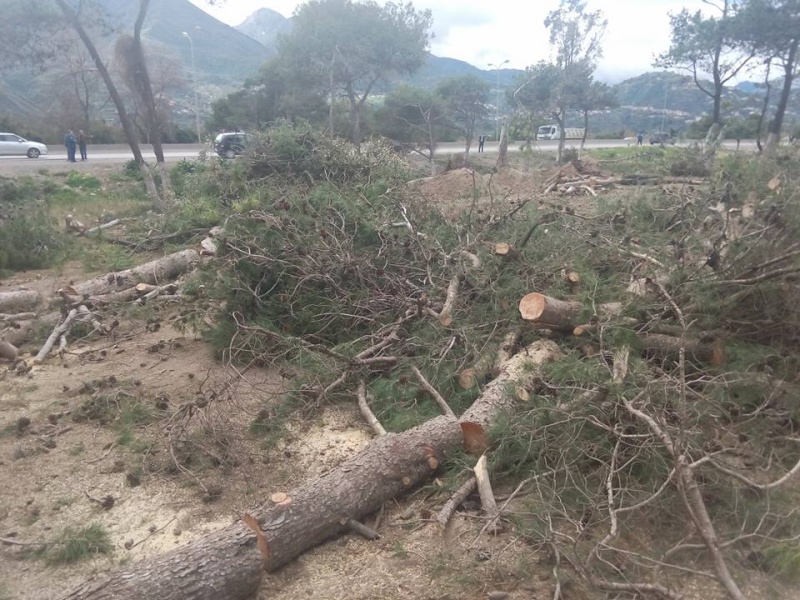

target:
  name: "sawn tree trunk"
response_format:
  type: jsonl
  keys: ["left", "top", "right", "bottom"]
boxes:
{"left": 60, "top": 341, "right": 561, "bottom": 600}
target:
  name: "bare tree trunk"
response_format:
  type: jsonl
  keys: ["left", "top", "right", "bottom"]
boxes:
{"left": 555, "top": 112, "right": 565, "bottom": 164}
{"left": 54, "top": 0, "right": 163, "bottom": 211}
{"left": 60, "top": 341, "right": 561, "bottom": 600}
{"left": 496, "top": 119, "right": 508, "bottom": 168}
{"left": 765, "top": 40, "right": 799, "bottom": 154}
{"left": 132, "top": 0, "right": 172, "bottom": 200}
{"left": 756, "top": 60, "right": 773, "bottom": 154}
{"left": 581, "top": 110, "right": 588, "bottom": 150}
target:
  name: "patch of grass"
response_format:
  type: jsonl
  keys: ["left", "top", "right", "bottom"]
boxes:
{"left": 390, "top": 540, "right": 409, "bottom": 558}
{"left": 38, "top": 523, "right": 113, "bottom": 565}
{"left": 68, "top": 443, "right": 85, "bottom": 456}
{"left": 65, "top": 172, "right": 102, "bottom": 190}
{"left": 53, "top": 497, "right": 75, "bottom": 510}
{"left": 762, "top": 541, "right": 800, "bottom": 581}
{"left": 77, "top": 242, "right": 134, "bottom": 272}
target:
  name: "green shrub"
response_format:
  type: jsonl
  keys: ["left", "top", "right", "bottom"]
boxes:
{"left": 39, "top": 523, "right": 112, "bottom": 565}
{"left": 0, "top": 207, "right": 68, "bottom": 272}
{"left": 65, "top": 172, "right": 102, "bottom": 190}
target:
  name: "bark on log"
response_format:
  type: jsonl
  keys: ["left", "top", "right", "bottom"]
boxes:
{"left": 640, "top": 333, "right": 726, "bottom": 366}
{"left": 60, "top": 340, "right": 561, "bottom": 600}
{"left": 519, "top": 293, "right": 622, "bottom": 333}
{"left": 0, "top": 290, "right": 42, "bottom": 313}
{"left": 67, "top": 249, "right": 199, "bottom": 298}
{"left": 519, "top": 293, "right": 583, "bottom": 332}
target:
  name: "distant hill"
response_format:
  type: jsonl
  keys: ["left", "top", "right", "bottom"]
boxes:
{"left": 1, "top": 1, "right": 796, "bottom": 137}
{"left": 235, "top": 7, "right": 293, "bottom": 49}
{"left": 0, "top": 0, "right": 271, "bottom": 122}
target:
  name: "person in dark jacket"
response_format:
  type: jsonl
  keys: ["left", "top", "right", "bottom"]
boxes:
{"left": 64, "top": 130, "right": 77, "bottom": 162}
{"left": 77, "top": 130, "right": 89, "bottom": 160}
{"left": 478, "top": 134, "right": 486, "bottom": 152}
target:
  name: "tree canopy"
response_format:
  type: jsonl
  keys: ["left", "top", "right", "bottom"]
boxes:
{"left": 276, "top": 0, "right": 432, "bottom": 145}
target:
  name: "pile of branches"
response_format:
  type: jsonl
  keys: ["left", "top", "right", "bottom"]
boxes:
{"left": 199, "top": 136, "right": 800, "bottom": 598}
{"left": 59, "top": 127, "right": 800, "bottom": 600}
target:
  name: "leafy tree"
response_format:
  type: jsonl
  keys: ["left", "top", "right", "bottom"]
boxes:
{"left": 277, "top": 0, "right": 432, "bottom": 146}
{"left": 436, "top": 75, "right": 490, "bottom": 159}
{"left": 513, "top": 61, "right": 594, "bottom": 163}
{"left": 573, "top": 80, "right": 618, "bottom": 148}
{"left": 656, "top": 0, "right": 754, "bottom": 150}
{"left": 540, "top": 0, "right": 607, "bottom": 162}
{"left": 376, "top": 85, "right": 446, "bottom": 173}
{"left": 210, "top": 60, "right": 328, "bottom": 133}
{"left": 735, "top": 0, "right": 800, "bottom": 152}
{"left": 725, "top": 113, "right": 762, "bottom": 149}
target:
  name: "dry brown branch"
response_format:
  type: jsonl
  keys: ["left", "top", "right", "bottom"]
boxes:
{"left": 346, "top": 519, "right": 380, "bottom": 540}
{"left": 83, "top": 219, "right": 123, "bottom": 236}
{"left": 473, "top": 453, "right": 500, "bottom": 532}
{"left": 436, "top": 476, "right": 477, "bottom": 527}
{"left": 34, "top": 307, "right": 82, "bottom": 363}
{"left": 356, "top": 380, "right": 386, "bottom": 436}
{"left": 411, "top": 365, "right": 456, "bottom": 418}
{"left": 437, "top": 275, "right": 459, "bottom": 326}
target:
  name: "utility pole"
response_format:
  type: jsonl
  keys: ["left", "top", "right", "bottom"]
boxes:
{"left": 182, "top": 31, "right": 202, "bottom": 144}
{"left": 488, "top": 59, "right": 509, "bottom": 140}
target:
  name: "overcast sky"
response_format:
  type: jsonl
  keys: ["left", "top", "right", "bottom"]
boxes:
{"left": 188, "top": 0, "right": 709, "bottom": 82}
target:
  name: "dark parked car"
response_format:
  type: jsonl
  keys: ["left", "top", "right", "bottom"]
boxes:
{"left": 214, "top": 132, "right": 246, "bottom": 158}
{"left": 649, "top": 131, "right": 676, "bottom": 145}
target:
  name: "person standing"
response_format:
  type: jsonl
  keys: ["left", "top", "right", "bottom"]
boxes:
{"left": 77, "top": 130, "right": 89, "bottom": 160}
{"left": 637, "top": 132, "right": 644, "bottom": 146}
{"left": 478, "top": 134, "right": 486, "bottom": 153}
{"left": 64, "top": 130, "right": 77, "bottom": 162}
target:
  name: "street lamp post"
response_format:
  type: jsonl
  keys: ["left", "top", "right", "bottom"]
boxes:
{"left": 488, "top": 59, "right": 509, "bottom": 140}
{"left": 182, "top": 31, "right": 201, "bottom": 144}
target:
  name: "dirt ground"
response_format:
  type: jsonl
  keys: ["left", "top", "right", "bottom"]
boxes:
{"left": 0, "top": 155, "right": 789, "bottom": 600}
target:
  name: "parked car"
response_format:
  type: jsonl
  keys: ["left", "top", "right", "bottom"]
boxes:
{"left": 649, "top": 132, "right": 676, "bottom": 145}
{"left": 214, "top": 131, "right": 246, "bottom": 158}
{"left": 0, "top": 132, "right": 48, "bottom": 158}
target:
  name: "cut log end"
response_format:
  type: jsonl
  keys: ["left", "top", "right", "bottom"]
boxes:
{"left": 518, "top": 293, "right": 546, "bottom": 322}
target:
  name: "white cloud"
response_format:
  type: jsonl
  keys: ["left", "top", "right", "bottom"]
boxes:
{"left": 188, "top": 0, "right": 717, "bottom": 81}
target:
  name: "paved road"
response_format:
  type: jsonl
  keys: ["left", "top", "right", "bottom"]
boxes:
{"left": 0, "top": 139, "right": 759, "bottom": 171}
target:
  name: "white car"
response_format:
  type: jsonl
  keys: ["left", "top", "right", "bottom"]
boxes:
{"left": 0, "top": 132, "right": 48, "bottom": 158}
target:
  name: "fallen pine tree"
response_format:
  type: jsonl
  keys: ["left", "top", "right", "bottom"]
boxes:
{"left": 0, "top": 249, "right": 201, "bottom": 355}
{"left": 59, "top": 341, "right": 562, "bottom": 600}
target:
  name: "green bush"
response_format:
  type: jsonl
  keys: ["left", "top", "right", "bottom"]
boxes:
{"left": 65, "top": 172, "right": 102, "bottom": 190}
{"left": 0, "top": 206, "right": 68, "bottom": 272}
{"left": 38, "top": 523, "right": 112, "bottom": 565}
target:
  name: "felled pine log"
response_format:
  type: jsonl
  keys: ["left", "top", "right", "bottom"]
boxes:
{"left": 0, "top": 290, "right": 42, "bottom": 314}
{"left": 518, "top": 292, "right": 621, "bottom": 333}
{"left": 65, "top": 249, "right": 199, "bottom": 298}
{"left": 60, "top": 341, "right": 562, "bottom": 600}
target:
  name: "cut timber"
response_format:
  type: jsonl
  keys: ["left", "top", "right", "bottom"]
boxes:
{"left": 61, "top": 340, "right": 562, "bottom": 600}
{"left": 519, "top": 293, "right": 621, "bottom": 333}
{"left": 0, "top": 290, "right": 42, "bottom": 313}
{"left": 494, "top": 243, "right": 518, "bottom": 259}
{"left": 563, "top": 270, "right": 581, "bottom": 287}
{"left": 518, "top": 293, "right": 582, "bottom": 332}
{"left": 640, "top": 333, "right": 726, "bottom": 366}
{"left": 67, "top": 249, "right": 199, "bottom": 297}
